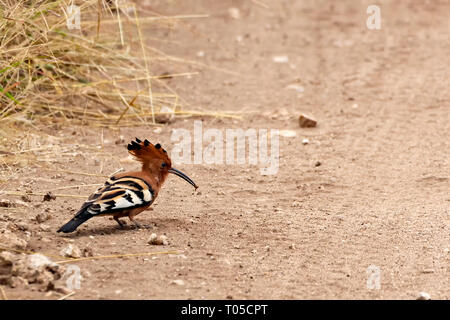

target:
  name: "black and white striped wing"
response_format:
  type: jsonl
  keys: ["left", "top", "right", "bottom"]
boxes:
{"left": 79, "top": 176, "right": 154, "bottom": 217}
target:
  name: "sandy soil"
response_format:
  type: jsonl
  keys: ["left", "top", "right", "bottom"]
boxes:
{"left": 1, "top": 0, "right": 449, "bottom": 299}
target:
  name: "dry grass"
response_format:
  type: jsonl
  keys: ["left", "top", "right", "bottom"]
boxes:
{"left": 0, "top": 0, "right": 209, "bottom": 129}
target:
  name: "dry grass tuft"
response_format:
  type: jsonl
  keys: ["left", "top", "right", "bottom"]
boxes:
{"left": 0, "top": 0, "right": 209, "bottom": 128}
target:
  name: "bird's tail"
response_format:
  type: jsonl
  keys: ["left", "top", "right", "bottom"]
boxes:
{"left": 57, "top": 209, "right": 92, "bottom": 233}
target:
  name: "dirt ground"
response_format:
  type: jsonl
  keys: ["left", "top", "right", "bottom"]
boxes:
{"left": 1, "top": 0, "right": 449, "bottom": 299}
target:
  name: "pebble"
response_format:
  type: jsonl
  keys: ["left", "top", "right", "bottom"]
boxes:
{"left": 227, "top": 7, "right": 240, "bottom": 19}
{"left": 286, "top": 84, "right": 305, "bottom": 93}
{"left": 42, "top": 192, "right": 56, "bottom": 202}
{"left": 83, "top": 247, "right": 94, "bottom": 257}
{"left": 302, "top": 138, "right": 310, "bottom": 145}
{"left": 155, "top": 106, "right": 175, "bottom": 124}
{"left": 0, "top": 229, "right": 27, "bottom": 250}
{"left": 39, "top": 224, "right": 51, "bottom": 232}
{"left": 115, "top": 135, "right": 125, "bottom": 145}
{"left": 36, "top": 211, "right": 51, "bottom": 223}
{"left": 60, "top": 244, "right": 82, "bottom": 259}
{"left": 422, "top": 269, "right": 435, "bottom": 274}
{"left": 171, "top": 279, "right": 185, "bottom": 286}
{"left": 153, "top": 127, "right": 162, "bottom": 134}
{"left": 416, "top": 292, "right": 431, "bottom": 300}
{"left": 21, "top": 195, "right": 32, "bottom": 202}
{"left": 272, "top": 55, "right": 289, "bottom": 63}
{"left": 279, "top": 130, "right": 297, "bottom": 138}
{"left": 148, "top": 233, "right": 169, "bottom": 246}
{"left": 299, "top": 113, "right": 317, "bottom": 128}
{"left": 0, "top": 199, "right": 28, "bottom": 208}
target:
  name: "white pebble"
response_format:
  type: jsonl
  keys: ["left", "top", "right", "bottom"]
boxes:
{"left": 228, "top": 7, "right": 240, "bottom": 19}
{"left": 279, "top": 130, "right": 297, "bottom": 138}
{"left": 286, "top": 84, "right": 304, "bottom": 93}
{"left": 272, "top": 55, "right": 289, "bottom": 63}
{"left": 171, "top": 279, "right": 185, "bottom": 286}
{"left": 416, "top": 292, "right": 431, "bottom": 300}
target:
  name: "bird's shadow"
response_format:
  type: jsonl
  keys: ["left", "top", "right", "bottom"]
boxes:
{"left": 57, "top": 217, "right": 182, "bottom": 239}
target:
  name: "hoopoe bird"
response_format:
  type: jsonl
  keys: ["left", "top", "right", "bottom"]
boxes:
{"left": 57, "top": 138, "right": 198, "bottom": 233}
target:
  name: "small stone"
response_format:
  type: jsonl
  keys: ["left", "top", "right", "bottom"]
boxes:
{"left": 115, "top": 135, "right": 125, "bottom": 145}
{"left": 416, "top": 292, "right": 431, "bottom": 300}
{"left": 314, "top": 161, "right": 322, "bottom": 167}
{"left": 82, "top": 247, "right": 94, "bottom": 257}
{"left": 155, "top": 106, "right": 175, "bottom": 124}
{"left": 286, "top": 84, "right": 304, "bottom": 93}
{"left": 228, "top": 7, "right": 240, "bottom": 19}
{"left": 15, "top": 222, "right": 29, "bottom": 231}
{"left": 153, "top": 127, "right": 162, "bottom": 134}
{"left": 42, "top": 192, "right": 56, "bottom": 202}
{"left": 279, "top": 130, "right": 297, "bottom": 138}
{"left": 21, "top": 195, "right": 32, "bottom": 202}
{"left": 60, "top": 244, "right": 82, "bottom": 259}
{"left": 302, "top": 138, "right": 310, "bottom": 145}
{"left": 36, "top": 211, "right": 51, "bottom": 223}
{"left": 39, "top": 224, "right": 51, "bottom": 232}
{"left": 0, "top": 230, "right": 27, "bottom": 250}
{"left": 422, "top": 269, "right": 435, "bottom": 274}
{"left": 289, "top": 243, "right": 295, "bottom": 250}
{"left": 0, "top": 199, "right": 13, "bottom": 207}
{"left": 11, "top": 253, "right": 63, "bottom": 290}
{"left": 0, "top": 199, "right": 28, "bottom": 208}
{"left": 148, "top": 233, "right": 169, "bottom": 246}
{"left": 272, "top": 55, "right": 289, "bottom": 63}
{"left": 299, "top": 114, "right": 317, "bottom": 128}
{"left": 171, "top": 279, "right": 185, "bottom": 286}
{"left": 8, "top": 276, "right": 29, "bottom": 288}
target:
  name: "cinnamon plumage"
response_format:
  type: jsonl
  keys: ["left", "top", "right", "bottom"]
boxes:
{"left": 57, "top": 138, "right": 198, "bottom": 233}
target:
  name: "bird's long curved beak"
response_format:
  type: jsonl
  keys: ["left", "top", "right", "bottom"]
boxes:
{"left": 168, "top": 168, "right": 198, "bottom": 189}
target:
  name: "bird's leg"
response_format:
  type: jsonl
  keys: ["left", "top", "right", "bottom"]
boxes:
{"left": 128, "top": 214, "right": 142, "bottom": 229}
{"left": 113, "top": 215, "right": 126, "bottom": 228}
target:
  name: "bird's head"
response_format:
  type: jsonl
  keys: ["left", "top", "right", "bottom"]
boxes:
{"left": 127, "top": 138, "right": 198, "bottom": 189}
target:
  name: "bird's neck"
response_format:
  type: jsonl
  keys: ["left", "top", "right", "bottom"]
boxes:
{"left": 142, "top": 163, "right": 167, "bottom": 189}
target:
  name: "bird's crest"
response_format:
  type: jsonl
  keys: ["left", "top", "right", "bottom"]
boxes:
{"left": 127, "top": 138, "right": 171, "bottom": 167}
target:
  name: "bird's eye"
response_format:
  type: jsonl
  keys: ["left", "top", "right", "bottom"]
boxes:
{"left": 161, "top": 163, "right": 167, "bottom": 168}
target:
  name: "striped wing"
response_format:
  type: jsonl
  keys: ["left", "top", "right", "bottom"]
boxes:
{"left": 79, "top": 176, "right": 154, "bottom": 216}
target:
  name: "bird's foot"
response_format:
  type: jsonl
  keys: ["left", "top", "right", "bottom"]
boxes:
{"left": 114, "top": 217, "right": 127, "bottom": 228}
